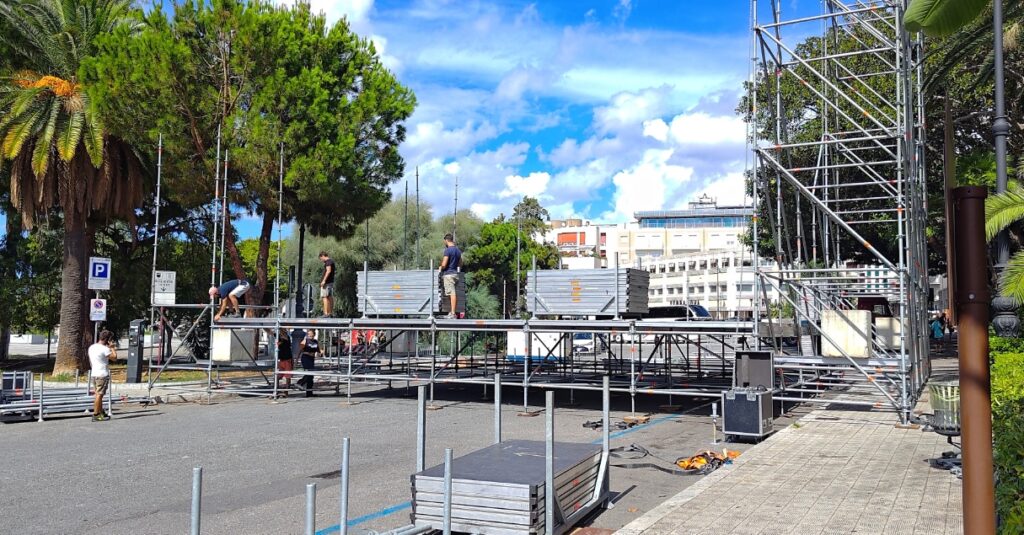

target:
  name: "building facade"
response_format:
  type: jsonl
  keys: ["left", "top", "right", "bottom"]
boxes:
{"left": 542, "top": 196, "right": 778, "bottom": 318}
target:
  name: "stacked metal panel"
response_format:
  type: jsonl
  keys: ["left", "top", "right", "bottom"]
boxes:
{"left": 356, "top": 270, "right": 466, "bottom": 316}
{"left": 525, "top": 269, "right": 649, "bottom": 316}
{"left": 411, "top": 440, "right": 604, "bottom": 535}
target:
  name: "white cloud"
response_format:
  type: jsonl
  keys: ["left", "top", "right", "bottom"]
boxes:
{"left": 403, "top": 120, "right": 499, "bottom": 165}
{"left": 612, "top": 0, "right": 632, "bottom": 23}
{"left": 443, "top": 161, "right": 461, "bottom": 175}
{"left": 698, "top": 172, "right": 750, "bottom": 207}
{"left": 298, "top": 0, "right": 374, "bottom": 27}
{"left": 666, "top": 112, "right": 746, "bottom": 146}
{"left": 370, "top": 34, "right": 402, "bottom": 72}
{"left": 642, "top": 118, "right": 669, "bottom": 142}
{"left": 593, "top": 86, "right": 672, "bottom": 134}
{"left": 500, "top": 172, "right": 551, "bottom": 199}
{"left": 470, "top": 202, "right": 498, "bottom": 220}
{"left": 603, "top": 149, "right": 694, "bottom": 223}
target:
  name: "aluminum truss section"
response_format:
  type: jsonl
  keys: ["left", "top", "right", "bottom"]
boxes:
{"left": 750, "top": 0, "right": 929, "bottom": 422}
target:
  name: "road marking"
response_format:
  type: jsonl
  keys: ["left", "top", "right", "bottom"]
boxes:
{"left": 315, "top": 501, "right": 412, "bottom": 534}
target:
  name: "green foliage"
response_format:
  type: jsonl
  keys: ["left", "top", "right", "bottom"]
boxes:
{"left": 237, "top": 238, "right": 283, "bottom": 289}
{"left": 904, "top": 0, "right": 989, "bottom": 37}
{"left": 466, "top": 280, "right": 500, "bottom": 319}
{"left": 989, "top": 346, "right": 1024, "bottom": 532}
{"left": 83, "top": 0, "right": 416, "bottom": 305}
{"left": 285, "top": 199, "right": 486, "bottom": 317}
{"left": 467, "top": 220, "right": 559, "bottom": 317}
{"left": 510, "top": 196, "right": 550, "bottom": 235}
{"left": 990, "top": 336, "right": 1024, "bottom": 354}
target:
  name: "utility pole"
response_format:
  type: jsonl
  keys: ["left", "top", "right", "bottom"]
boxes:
{"left": 516, "top": 214, "right": 522, "bottom": 317}
{"left": 404, "top": 180, "right": 409, "bottom": 270}
{"left": 453, "top": 175, "right": 459, "bottom": 241}
{"left": 953, "top": 186, "right": 996, "bottom": 535}
{"left": 415, "top": 167, "right": 420, "bottom": 269}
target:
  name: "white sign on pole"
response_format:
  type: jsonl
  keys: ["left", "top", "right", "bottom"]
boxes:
{"left": 88, "top": 257, "right": 112, "bottom": 290}
{"left": 153, "top": 270, "right": 177, "bottom": 305}
{"left": 90, "top": 299, "right": 107, "bottom": 322}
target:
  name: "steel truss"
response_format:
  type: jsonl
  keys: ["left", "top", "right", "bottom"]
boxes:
{"left": 214, "top": 317, "right": 753, "bottom": 413}
{"left": 750, "top": 0, "right": 929, "bottom": 422}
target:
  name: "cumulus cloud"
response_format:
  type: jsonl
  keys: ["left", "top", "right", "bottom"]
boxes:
{"left": 593, "top": 85, "right": 673, "bottom": 134}
{"left": 665, "top": 112, "right": 746, "bottom": 146}
{"left": 698, "top": 172, "right": 750, "bottom": 207}
{"left": 403, "top": 120, "right": 499, "bottom": 165}
{"left": 500, "top": 172, "right": 551, "bottom": 199}
{"left": 298, "top": 0, "right": 374, "bottom": 27}
{"left": 603, "top": 149, "right": 694, "bottom": 223}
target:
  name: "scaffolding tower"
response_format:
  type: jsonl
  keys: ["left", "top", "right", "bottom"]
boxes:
{"left": 750, "top": 0, "right": 930, "bottom": 422}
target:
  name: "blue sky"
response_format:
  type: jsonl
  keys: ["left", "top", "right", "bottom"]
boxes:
{"left": 303, "top": 0, "right": 763, "bottom": 234}
{"left": 5, "top": 1, "right": 824, "bottom": 239}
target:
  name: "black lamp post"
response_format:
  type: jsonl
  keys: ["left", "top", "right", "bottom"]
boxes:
{"left": 991, "top": 0, "right": 1021, "bottom": 336}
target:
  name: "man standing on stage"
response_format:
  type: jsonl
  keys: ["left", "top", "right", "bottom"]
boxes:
{"left": 319, "top": 251, "right": 336, "bottom": 317}
{"left": 439, "top": 233, "right": 462, "bottom": 319}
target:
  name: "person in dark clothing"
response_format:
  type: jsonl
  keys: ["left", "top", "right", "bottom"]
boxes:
{"left": 274, "top": 329, "right": 293, "bottom": 395}
{"left": 210, "top": 278, "right": 251, "bottom": 321}
{"left": 319, "top": 251, "right": 336, "bottom": 317}
{"left": 299, "top": 329, "right": 321, "bottom": 397}
{"left": 439, "top": 233, "right": 462, "bottom": 319}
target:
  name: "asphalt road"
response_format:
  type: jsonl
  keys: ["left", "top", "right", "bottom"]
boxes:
{"left": 0, "top": 382, "right": 799, "bottom": 535}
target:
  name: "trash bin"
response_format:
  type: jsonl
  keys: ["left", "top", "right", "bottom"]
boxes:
{"left": 928, "top": 376, "right": 960, "bottom": 435}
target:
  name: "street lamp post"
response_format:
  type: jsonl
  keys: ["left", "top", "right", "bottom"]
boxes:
{"left": 991, "top": 0, "right": 1021, "bottom": 336}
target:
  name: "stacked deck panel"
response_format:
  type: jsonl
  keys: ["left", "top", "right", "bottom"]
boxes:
{"left": 411, "top": 440, "right": 606, "bottom": 535}
{"left": 356, "top": 270, "right": 466, "bottom": 316}
{"left": 525, "top": 269, "right": 649, "bottom": 317}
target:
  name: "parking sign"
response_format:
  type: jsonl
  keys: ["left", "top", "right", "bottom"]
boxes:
{"left": 88, "top": 257, "right": 111, "bottom": 290}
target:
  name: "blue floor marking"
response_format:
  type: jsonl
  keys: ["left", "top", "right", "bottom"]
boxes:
{"left": 315, "top": 501, "right": 412, "bottom": 535}
{"left": 590, "top": 413, "right": 679, "bottom": 444}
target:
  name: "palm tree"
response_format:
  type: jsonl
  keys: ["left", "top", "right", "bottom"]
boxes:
{"left": 905, "top": 0, "right": 990, "bottom": 37}
{"left": 987, "top": 188, "right": 1024, "bottom": 303}
{"left": 0, "top": 0, "right": 144, "bottom": 374}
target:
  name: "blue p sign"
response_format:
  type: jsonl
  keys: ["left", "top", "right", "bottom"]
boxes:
{"left": 88, "top": 257, "right": 112, "bottom": 290}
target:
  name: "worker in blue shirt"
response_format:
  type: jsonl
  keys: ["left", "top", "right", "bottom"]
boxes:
{"left": 210, "top": 278, "right": 251, "bottom": 321}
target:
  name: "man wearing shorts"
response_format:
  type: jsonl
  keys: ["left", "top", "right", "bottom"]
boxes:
{"left": 210, "top": 278, "right": 251, "bottom": 321}
{"left": 439, "top": 233, "right": 462, "bottom": 319}
{"left": 88, "top": 330, "right": 117, "bottom": 422}
{"left": 319, "top": 251, "right": 336, "bottom": 316}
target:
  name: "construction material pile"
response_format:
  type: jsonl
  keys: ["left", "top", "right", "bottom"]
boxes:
{"left": 356, "top": 270, "right": 466, "bottom": 316}
{"left": 525, "top": 268, "right": 649, "bottom": 317}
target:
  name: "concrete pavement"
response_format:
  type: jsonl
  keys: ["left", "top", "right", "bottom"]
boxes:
{"left": 617, "top": 405, "right": 962, "bottom": 535}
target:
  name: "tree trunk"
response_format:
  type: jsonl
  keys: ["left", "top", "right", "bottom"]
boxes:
{"left": 53, "top": 215, "right": 90, "bottom": 375}
{"left": 0, "top": 323, "right": 9, "bottom": 362}
{"left": 222, "top": 218, "right": 247, "bottom": 284}
{"left": 250, "top": 209, "right": 276, "bottom": 307}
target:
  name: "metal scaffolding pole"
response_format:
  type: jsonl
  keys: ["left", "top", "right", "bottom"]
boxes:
{"left": 750, "top": 0, "right": 927, "bottom": 420}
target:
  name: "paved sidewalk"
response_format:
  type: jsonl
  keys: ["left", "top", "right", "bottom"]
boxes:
{"left": 617, "top": 408, "right": 962, "bottom": 535}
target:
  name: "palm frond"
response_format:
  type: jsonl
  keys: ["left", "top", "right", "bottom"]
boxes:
{"left": 904, "top": 0, "right": 989, "bottom": 37}
{"left": 56, "top": 108, "right": 83, "bottom": 162}
{"left": 82, "top": 105, "right": 103, "bottom": 168}
{"left": 986, "top": 187, "right": 1024, "bottom": 242}
{"left": 1, "top": 106, "right": 46, "bottom": 159}
{"left": 997, "top": 251, "right": 1024, "bottom": 305}
{"left": 31, "top": 99, "right": 60, "bottom": 176}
